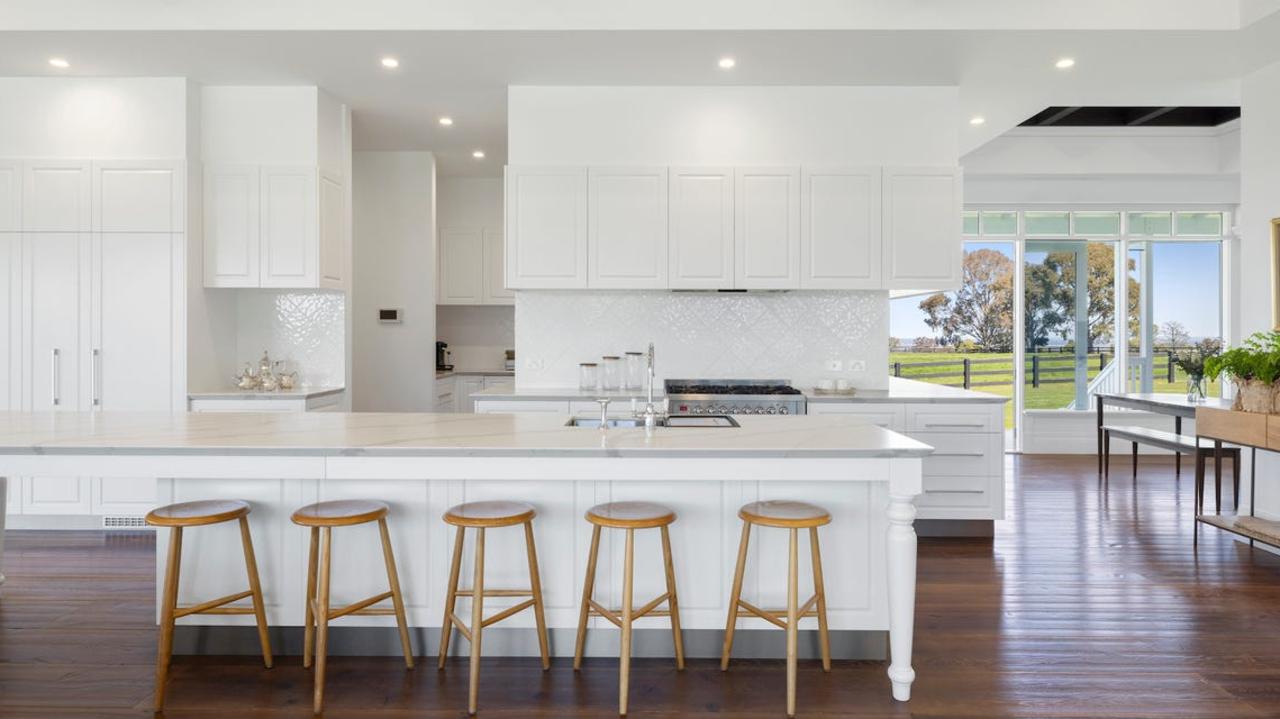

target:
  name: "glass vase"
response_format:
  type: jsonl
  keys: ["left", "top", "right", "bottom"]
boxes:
{"left": 1186, "top": 375, "right": 1206, "bottom": 403}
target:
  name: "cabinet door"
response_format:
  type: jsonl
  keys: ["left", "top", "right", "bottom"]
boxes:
{"left": 23, "top": 160, "right": 90, "bottom": 232}
{"left": 93, "top": 233, "right": 176, "bottom": 411}
{"left": 588, "top": 167, "right": 668, "bottom": 289}
{"left": 204, "top": 165, "right": 260, "bottom": 287}
{"left": 801, "top": 167, "right": 882, "bottom": 289}
{"left": 4, "top": 476, "right": 17, "bottom": 516}
{"left": 505, "top": 166, "right": 588, "bottom": 289}
{"left": 0, "top": 234, "right": 16, "bottom": 411}
{"left": 94, "top": 477, "right": 157, "bottom": 515}
{"left": 261, "top": 166, "right": 318, "bottom": 288}
{"left": 455, "top": 376, "right": 485, "bottom": 413}
{"left": 318, "top": 172, "right": 345, "bottom": 290}
{"left": 482, "top": 228, "right": 514, "bottom": 304}
{"left": 734, "top": 167, "right": 800, "bottom": 289}
{"left": 92, "top": 160, "right": 182, "bottom": 232}
{"left": 22, "top": 477, "right": 93, "bottom": 515}
{"left": 0, "top": 160, "right": 20, "bottom": 231}
{"left": 23, "top": 232, "right": 85, "bottom": 412}
{"left": 439, "top": 227, "right": 484, "bottom": 304}
{"left": 882, "top": 166, "right": 963, "bottom": 291}
{"left": 669, "top": 167, "right": 734, "bottom": 289}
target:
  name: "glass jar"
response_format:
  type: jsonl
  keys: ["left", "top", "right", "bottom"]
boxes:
{"left": 578, "top": 363, "right": 599, "bottom": 392}
{"left": 624, "top": 352, "right": 645, "bottom": 391}
{"left": 601, "top": 356, "right": 621, "bottom": 391}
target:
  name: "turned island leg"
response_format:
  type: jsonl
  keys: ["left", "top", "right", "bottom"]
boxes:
{"left": 886, "top": 461, "right": 921, "bottom": 702}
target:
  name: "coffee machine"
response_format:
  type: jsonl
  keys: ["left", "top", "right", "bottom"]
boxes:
{"left": 436, "top": 341, "right": 453, "bottom": 371}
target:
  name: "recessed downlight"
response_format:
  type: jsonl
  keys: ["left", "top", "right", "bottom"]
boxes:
{"left": 472, "top": 150, "right": 486, "bottom": 159}
{"left": 48, "top": 57, "right": 70, "bottom": 69}
{"left": 438, "top": 116, "right": 454, "bottom": 127}
{"left": 1055, "top": 57, "right": 1076, "bottom": 69}
{"left": 718, "top": 56, "right": 736, "bottom": 69}
{"left": 969, "top": 116, "right": 987, "bottom": 126}
{"left": 381, "top": 57, "right": 399, "bottom": 69}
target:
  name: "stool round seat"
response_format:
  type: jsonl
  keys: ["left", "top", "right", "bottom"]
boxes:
{"left": 291, "top": 499, "right": 389, "bottom": 527}
{"left": 146, "top": 499, "right": 250, "bottom": 527}
{"left": 586, "top": 501, "right": 676, "bottom": 530}
{"left": 739, "top": 500, "right": 831, "bottom": 529}
{"left": 444, "top": 500, "right": 536, "bottom": 528}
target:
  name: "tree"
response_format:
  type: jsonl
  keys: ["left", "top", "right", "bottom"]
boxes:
{"left": 918, "top": 294, "right": 953, "bottom": 345}
{"left": 912, "top": 336, "right": 937, "bottom": 351}
{"left": 1041, "top": 244, "right": 1138, "bottom": 350}
{"left": 917, "top": 249, "right": 1014, "bottom": 352}
{"left": 888, "top": 336, "right": 901, "bottom": 352}
{"left": 1160, "top": 320, "right": 1190, "bottom": 348}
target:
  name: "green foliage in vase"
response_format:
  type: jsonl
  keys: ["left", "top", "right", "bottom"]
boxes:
{"left": 1172, "top": 338, "right": 1222, "bottom": 379}
{"left": 1205, "top": 332, "right": 1280, "bottom": 384}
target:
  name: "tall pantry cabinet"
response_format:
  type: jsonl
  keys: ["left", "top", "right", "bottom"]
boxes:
{"left": 0, "top": 158, "right": 184, "bottom": 521}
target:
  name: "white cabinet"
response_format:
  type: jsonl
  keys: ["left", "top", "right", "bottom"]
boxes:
{"left": 23, "top": 160, "right": 90, "bottom": 232}
{"left": 94, "top": 478, "right": 157, "bottom": 515}
{"left": 0, "top": 160, "right": 21, "bottom": 231}
{"left": 435, "top": 376, "right": 457, "bottom": 413}
{"left": 669, "top": 167, "right": 734, "bottom": 289}
{"left": 882, "top": 166, "right": 963, "bottom": 290}
{"left": 204, "top": 164, "right": 343, "bottom": 290}
{"left": 801, "top": 167, "right": 881, "bottom": 289}
{"left": 23, "top": 232, "right": 85, "bottom": 412}
{"left": 0, "top": 234, "right": 16, "bottom": 412}
{"left": 92, "top": 160, "right": 182, "bottom": 233}
{"left": 454, "top": 376, "right": 485, "bottom": 413}
{"left": 588, "top": 167, "right": 668, "bottom": 289}
{"left": 734, "top": 167, "right": 800, "bottom": 289}
{"left": 21, "top": 477, "right": 92, "bottom": 515}
{"left": 505, "top": 166, "right": 588, "bottom": 289}
{"left": 483, "top": 229, "right": 513, "bottom": 303}
{"left": 188, "top": 391, "right": 344, "bottom": 413}
{"left": 439, "top": 228, "right": 484, "bottom": 304}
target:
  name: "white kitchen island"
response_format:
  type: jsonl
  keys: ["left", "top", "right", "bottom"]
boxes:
{"left": 0, "top": 410, "right": 928, "bottom": 701}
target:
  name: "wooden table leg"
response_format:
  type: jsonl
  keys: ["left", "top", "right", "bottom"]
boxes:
{"left": 1175, "top": 416, "right": 1183, "bottom": 477}
{"left": 1097, "top": 396, "right": 1105, "bottom": 476}
{"left": 1214, "top": 440, "right": 1223, "bottom": 514}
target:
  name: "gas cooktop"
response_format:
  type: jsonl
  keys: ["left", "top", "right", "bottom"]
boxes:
{"left": 663, "top": 379, "right": 807, "bottom": 415}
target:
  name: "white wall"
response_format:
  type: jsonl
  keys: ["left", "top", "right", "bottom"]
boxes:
{"left": 200, "top": 86, "right": 318, "bottom": 165}
{"left": 352, "top": 151, "right": 436, "bottom": 411}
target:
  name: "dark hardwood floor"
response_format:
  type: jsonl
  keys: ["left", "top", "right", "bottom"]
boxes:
{"left": 4, "top": 455, "right": 1280, "bottom": 717}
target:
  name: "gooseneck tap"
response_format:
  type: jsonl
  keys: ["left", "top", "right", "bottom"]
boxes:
{"left": 641, "top": 342, "right": 663, "bottom": 430}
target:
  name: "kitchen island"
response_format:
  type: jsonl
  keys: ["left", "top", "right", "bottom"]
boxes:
{"left": 0, "top": 410, "right": 928, "bottom": 701}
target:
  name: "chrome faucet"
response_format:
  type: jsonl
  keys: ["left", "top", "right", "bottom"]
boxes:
{"left": 640, "top": 342, "right": 664, "bottom": 430}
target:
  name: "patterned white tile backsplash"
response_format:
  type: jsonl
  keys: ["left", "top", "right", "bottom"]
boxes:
{"left": 235, "top": 290, "right": 346, "bottom": 388}
{"left": 515, "top": 290, "right": 888, "bottom": 390}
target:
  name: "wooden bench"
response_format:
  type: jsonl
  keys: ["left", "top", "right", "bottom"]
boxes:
{"left": 1103, "top": 425, "right": 1240, "bottom": 513}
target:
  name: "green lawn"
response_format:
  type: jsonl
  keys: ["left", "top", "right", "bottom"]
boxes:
{"left": 888, "top": 351, "right": 1220, "bottom": 429}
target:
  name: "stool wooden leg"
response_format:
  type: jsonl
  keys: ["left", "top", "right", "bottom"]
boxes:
{"left": 313, "top": 527, "right": 333, "bottom": 715}
{"left": 438, "top": 526, "right": 465, "bottom": 670}
{"left": 721, "top": 520, "right": 751, "bottom": 671}
{"left": 303, "top": 527, "right": 319, "bottom": 669}
{"left": 468, "top": 527, "right": 486, "bottom": 716}
{"left": 619, "top": 527, "right": 636, "bottom": 717}
{"left": 786, "top": 528, "right": 799, "bottom": 719}
{"left": 523, "top": 520, "right": 551, "bottom": 671}
{"left": 659, "top": 525, "right": 685, "bottom": 671}
{"left": 809, "top": 527, "right": 831, "bottom": 673}
{"left": 378, "top": 518, "right": 415, "bottom": 669}
{"left": 238, "top": 516, "right": 273, "bottom": 669}
{"left": 154, "top": 526, "right": 183, "bottom": 710}
{"left": 573, "top": 525, "right": 602, "bottom": 671}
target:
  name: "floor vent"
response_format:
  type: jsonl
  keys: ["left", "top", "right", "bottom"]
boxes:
{"left": 102, "top": 515, "right": 150, "bottom": 530}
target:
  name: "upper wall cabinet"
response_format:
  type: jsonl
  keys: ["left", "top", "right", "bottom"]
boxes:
{"left": 882, "top": 166, "right": 963, "bottom": 291}
{"left": 505, "top": 166, "right": 588, "bottom": 289}
{"left": 92, "top": 161, "right": 183, "bottom": 233}
{"left": 588, "top": 167, "right": 668, "bottom": 289}
{"left": 483, "top": 228, "right": 513, "bottom": 303}
{"left": 23, "top": 160, "right": 90, "bottom": 232}
{"left": 204, "top": 164, "right": 344, "bottom": 290}
{"left": 801, "top": 167, "right": 882, "bottom": 289}
{"left": 439, "top": 227, "right": 484, "bottom": 304}
{"left": 735, "top": 167, "right": 800, "bottom": 289}
{"left": 668, "top": 167, "right": 734, "bottom": 289}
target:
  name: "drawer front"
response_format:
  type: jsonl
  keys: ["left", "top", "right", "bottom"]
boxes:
{"left": 912, "top": 432, "right": 1001, "bottom": 477}
{"left": 917, "top": 475, "right": 992, "bottom": 508}
{"left": 806, "top": 402, "right": 904, "bottom": 431}
{"left": 906, "top": 405, "right": 1000, "bottom": 433}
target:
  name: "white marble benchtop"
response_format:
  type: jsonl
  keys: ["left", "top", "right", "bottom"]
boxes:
{"left": 472, "top": 377, "right": 1007, "bottom": 404}
{"left": 187, "top": 386, "right": 345, "bottom": 401}
{"left": 0, "top": 411, "right": 932, "bottom": 459}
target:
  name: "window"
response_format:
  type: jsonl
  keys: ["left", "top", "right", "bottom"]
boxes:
{"left": 962, "top": 211, "right": 979, "bottom": 235}
{"left": 1025, "top": 211, "right": 1069, "bottom": 236}
{"left": 980, "top": 211, "right": 1017, "bottom": 235}
{"left": 1128, "top": 212, "right": 1172, "bottom": 236}
{"left": 1127, "top": 240, "right": 1223, "bottom": 395}
{"left": 1072, "top": 211, "right": 1120, "bottom": 236}
{"left": 1174, "top": 211, "right": 1223, "bottom": 236}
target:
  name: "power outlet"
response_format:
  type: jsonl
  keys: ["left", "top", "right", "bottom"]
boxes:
{"left": 826, "top": 359, "right": 843, "bottom": 371}
{"left": 848, "top": 360, "right": 867, "bottom": 372}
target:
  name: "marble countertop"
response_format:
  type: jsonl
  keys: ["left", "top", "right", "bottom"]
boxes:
{"left": 436, "top": 369, "right": 515, "bottom": 380}
{"left": 0, "top": 411, "right": 932, "bottom": 459}
{"left": 471, "top": 377, "right": 1006, "bottom": 404}
{"left": 187, "top": 387, "right": 345, "bottom": 401}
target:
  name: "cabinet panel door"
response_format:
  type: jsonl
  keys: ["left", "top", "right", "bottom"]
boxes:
{"left": 882, "top": 166, "right": 963, "bottom": 291}
{"left": 92, "top": 161, "right": 181, "bottom": 232}
{"left": 22, "top": 477, "right": 92, "bottom": 515}
{"left": 261, "top": 166, "right": 318, "bottom": 288}
{"left": 94, "top": 477, "right": 157, "bottom": 515}
{"left": 23, "top": 160, "right": 90, "bottom": 232}
{"left": 801, "top": 167, "right": 881, "bottom": 289}
{"left": 734, "top": 167, "right": 800, "bottom": 289}
{"left": 0, "top": 234, "right": 16, "bottom": 411}
{"left": 204, "top": 165, "right": 260, "bottom": 287}
{"left": 455, "top": 376, "right": 485, "bottom": 413}
{"left": 482, "top": 228, "right": 514, "bottom": 304}
{"left": 505, "top": 166, "right": 587, "bottom": 289}
{"left": 93, "top": 233, "right": 175, "bottom": 411}
{"left": 669, "top": 167, "right": 733, "bottom": 289}
{"left": 588, "top": 167, "right": 668, "bottom": 289}
{"left": 4, "top": 476, "right": 17, "bottom": 515}
{"left": 318, "top": 173, "right": 345, "bottom": 290}
{"left": 439, "top": 227, "right": 484, "bottom": 304}
{"left": 24, "top": 232, "right": 84, "bottom": 412}
{"left": 0, "top": 160, "right": 20, "bottom": 231}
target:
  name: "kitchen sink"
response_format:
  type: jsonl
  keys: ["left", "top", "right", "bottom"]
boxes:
{"left": 566, "top": 415, "right": 739, "bottom": 429}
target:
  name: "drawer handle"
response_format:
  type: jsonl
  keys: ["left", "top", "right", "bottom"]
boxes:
{"left": 50, "top": 348, "right": 61, "bottom": 406}
{"left": 930, "top": 451, "right": 986, "bottom": 458}
{"left": 923, "top": 421, "right": 986, "bottom": 428}
{"left": 924, "top": 489, "right": 985, "bottom": 495}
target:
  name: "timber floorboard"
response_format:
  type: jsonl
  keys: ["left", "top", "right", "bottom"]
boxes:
{"left": 3, "top": 456, "right": 1280, "bottom": 716}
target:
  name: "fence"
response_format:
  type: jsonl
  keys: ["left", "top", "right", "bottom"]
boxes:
{"left": 888, "top": 350, "right": 1181, "bottom": 390}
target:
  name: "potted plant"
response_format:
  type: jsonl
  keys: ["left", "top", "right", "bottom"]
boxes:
{"left": 1205, "top": 331, "right": 1280, "bottom": 412}
{"left": 1172, "top": 339, "right": 1221, "bottom": 403}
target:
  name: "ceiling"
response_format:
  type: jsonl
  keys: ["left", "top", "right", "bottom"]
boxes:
{"left": 1, "top": 23, "right": 1278, "bottom": 175}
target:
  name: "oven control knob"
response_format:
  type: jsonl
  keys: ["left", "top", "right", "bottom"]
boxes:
{"left": 717, "top": 405, "right": 730, "bottom": 414}
{"left": 691, "top": 406, "right": 704, "bottom": 414}
{"left": 779, "top": 407, "right": 790, "bottom": 415}
{"left": 766, "top": 407, "right": 777, "bottom": 415}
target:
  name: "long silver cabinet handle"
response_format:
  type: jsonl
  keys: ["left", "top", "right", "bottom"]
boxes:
{"left": 91, "top": 348, "right": 101, "bottom": 407}
{"left": 51, "top": 348, "right": 61, "bottom": 406}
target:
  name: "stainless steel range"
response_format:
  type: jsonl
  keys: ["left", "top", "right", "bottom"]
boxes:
{"left": 664, "top": 379, "right": 807, "bottom": 416}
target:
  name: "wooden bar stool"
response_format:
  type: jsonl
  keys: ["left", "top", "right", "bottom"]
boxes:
{"left": 146, "top": 499, "right": 273, "bottom": 711}
{"left": 437, "top": 500, "right": 550, "bottom": 716}
{"left": 573, "top": 501, "right": 685, "bottom": 717}
{"left": 721, "top": 500, "right": 832, "bottom": 719}
{"left": 292, "top": 500, "right": 414, "bottom": 715}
